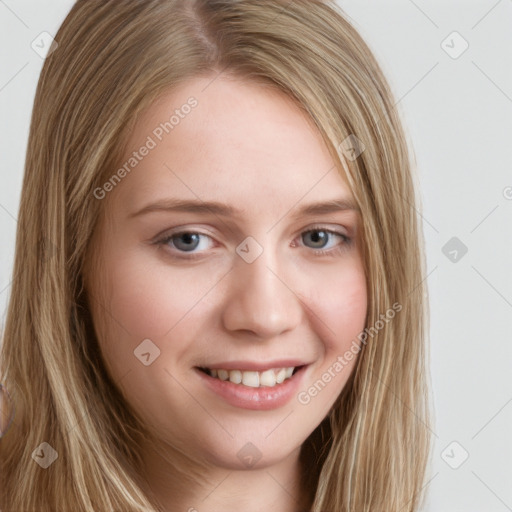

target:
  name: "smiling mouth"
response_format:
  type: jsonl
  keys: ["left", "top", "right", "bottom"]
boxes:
{"left": 197, "top": 366, "right": 304, "bottom": 388}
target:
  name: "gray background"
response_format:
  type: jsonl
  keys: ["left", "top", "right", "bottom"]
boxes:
{"left": 1, "top": 1, "right": 511, "bottom": 510}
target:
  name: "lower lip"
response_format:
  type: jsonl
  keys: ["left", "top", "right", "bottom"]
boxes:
{"left": 195, "top": 366, "right": 308, "bottom": 411}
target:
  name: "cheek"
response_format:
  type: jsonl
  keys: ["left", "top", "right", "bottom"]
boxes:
{"left": 88, "top": 249, "right": 220, "bottom": 421}
{"left": 86, "top": 240, "right": 369, "bottom": 461}
{"left": 97, "top": 245, "right": 368, "bottom": 369}
{"left": 299, "top": 260, "right": 367, "bottom": 407}
{"left": 91, "top": 248, "right": 228, "bottom": 385}
{"left": 105, "top": 252, "right": 218, "bottom": 340}
{"left": 327, "top": 273, "right": 367, "bottom": 350}
{"left": 310, "top": 258, "right": 368, "bottom": 351}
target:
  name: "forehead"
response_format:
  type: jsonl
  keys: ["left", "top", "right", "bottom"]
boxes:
{"left": 110, "top": 74, "right": 354, "bottom": 217}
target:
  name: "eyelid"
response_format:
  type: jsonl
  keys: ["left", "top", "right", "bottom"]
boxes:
{"left": 301, "top": 223, "right": 349, "bottom": 238}
{"left": 154, "top": 222, "right": 349, "bottom": 240}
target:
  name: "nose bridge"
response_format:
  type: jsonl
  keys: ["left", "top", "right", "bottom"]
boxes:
{"left": 221, "top": 236, "right": 302, "bottom": 338}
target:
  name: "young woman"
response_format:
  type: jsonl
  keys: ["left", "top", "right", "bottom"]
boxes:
{"left": 0, "top": 1, "right": 432, "bottom": 510}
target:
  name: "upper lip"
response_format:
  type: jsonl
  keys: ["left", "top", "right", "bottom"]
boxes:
{"left": 197, "top": 359, "right": 309, "bottom": 371}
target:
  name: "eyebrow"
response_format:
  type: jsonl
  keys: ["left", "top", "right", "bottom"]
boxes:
{"left": 128, "top": 197, "right": 359, "bottom": 219}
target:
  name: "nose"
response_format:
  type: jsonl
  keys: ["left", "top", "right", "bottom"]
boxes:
{"left": 220, "top": 244, "right": 303, "bottom": 339}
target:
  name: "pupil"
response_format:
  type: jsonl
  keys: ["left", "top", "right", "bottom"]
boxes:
{"left": 307, "top": 230, "right": 327, "bottom": 248}
{"left": 175, "top": 233, "right": 199, "bottom": 251}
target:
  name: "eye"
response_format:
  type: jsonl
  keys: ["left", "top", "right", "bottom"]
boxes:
{"left": 156, "top": 231, "right": 215, "bottom": 258}
{"left": 298, "top": 227, "right": 351, "bottom": 256}
{"left": 154, "top": 226, "right": 351, "bottom": 260}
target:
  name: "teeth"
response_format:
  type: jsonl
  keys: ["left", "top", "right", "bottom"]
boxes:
{"left": 259, "top": 369, "right": 276, "bottom": 387}
{"left": 242, "top": 371, "right": 259, "bottom": 387}
{"left": 217, "top": 369, "right": 229, "bottom": 381}
{"left": 230, "top": 370, "right": 242, "bottom": 384}
{"left": 206, "top": 367, "right": 297, "bottom": 388}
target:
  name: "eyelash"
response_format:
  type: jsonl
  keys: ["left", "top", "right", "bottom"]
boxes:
{"left": 154, "top": 226, "right": 351, "bottom": 260}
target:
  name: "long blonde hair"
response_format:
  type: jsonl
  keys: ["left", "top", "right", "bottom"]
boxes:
{"left": 0, "top": 0, "right": 431, "bottom": 510}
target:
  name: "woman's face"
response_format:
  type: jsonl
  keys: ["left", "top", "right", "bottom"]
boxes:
{"left": 86, "top": 74, "right": 367, "bottom": 470}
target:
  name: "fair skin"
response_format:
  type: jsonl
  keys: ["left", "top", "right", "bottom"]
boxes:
{"left": 86, "top": 74, "right": 367, "bottom": 512}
